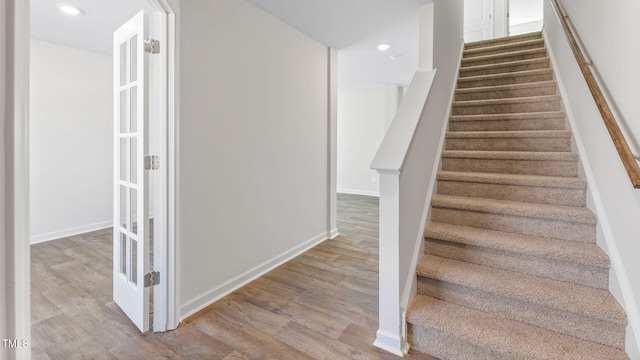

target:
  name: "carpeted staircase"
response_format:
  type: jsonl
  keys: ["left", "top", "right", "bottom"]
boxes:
{"left": 406, "top": 32, "right": 629, "bottom": 359}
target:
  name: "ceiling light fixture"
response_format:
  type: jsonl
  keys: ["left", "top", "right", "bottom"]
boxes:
{"left": 57, "top": 4, "right": 84, "bottom": 15}
{"left": 377, "top": 43, "right": 391, "bottom": 51}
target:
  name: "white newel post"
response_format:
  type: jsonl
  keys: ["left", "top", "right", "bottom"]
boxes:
{"left": 372, "top": 3, "right": 437, "bottom": 357}
{"left": 373, "top": 170, "right": 408, "bottom": 356}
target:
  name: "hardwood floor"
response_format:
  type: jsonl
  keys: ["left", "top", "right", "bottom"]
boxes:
{"left": 31, "top": 194, "right": 436, "bottom": 360}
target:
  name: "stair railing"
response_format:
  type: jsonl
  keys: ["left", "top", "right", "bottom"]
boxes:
{"left": 550, "top": 0, "right": 640, "bottom": 188}
{"left": 370, "top": 1, "right": 465, "bottom": 355}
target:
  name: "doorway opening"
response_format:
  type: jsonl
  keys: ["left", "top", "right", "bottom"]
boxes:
{"left": 21, "top": 0, "right": 177, "bottom": 356}
{"left": 508, "top": 0, "right": 544, "bottom": 35}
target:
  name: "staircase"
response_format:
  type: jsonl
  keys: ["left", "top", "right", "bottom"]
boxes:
{"left": 406, "top": 32, "right": 629, "bottom": 359}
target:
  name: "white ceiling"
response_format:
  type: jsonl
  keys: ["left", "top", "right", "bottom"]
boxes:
{"left": 31, "top": 0, "right": 431, "bottom": 93}
{"left": 30, "top": 0, "right": 542, "bottom": 93}
{"left": 246, "top": 0, "right": 432, "bottom": 91}
{"left": 245, "top": 0, "right": 431, "bottom": 50}
{"left": 30, "top": 0, "right": 153, "bottom": 55}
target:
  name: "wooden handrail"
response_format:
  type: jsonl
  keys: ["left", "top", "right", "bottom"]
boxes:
{"left": 550, "top": 0, "right": 640, "bottom": 188}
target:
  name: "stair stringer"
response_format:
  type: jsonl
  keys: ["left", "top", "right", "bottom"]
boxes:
{"left": 543, "top": 20, "right": 640, "bottom": 359}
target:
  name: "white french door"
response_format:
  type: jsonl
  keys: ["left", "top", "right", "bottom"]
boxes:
{"left": 113, "top": 10, "right": 151, "bottom": 332}
{"left": 464, "top": 0, "right": 494, "bottom": 42}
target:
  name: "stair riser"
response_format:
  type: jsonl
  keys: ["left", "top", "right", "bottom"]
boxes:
{"left": 465, "top": 33, "right": 542, "bottom": 50}
{"left": 441, "top": 158, "right": 579, "bottom": 177}
{"left": 437, "top": 180, "right": 585, "bottom": 206}
{"left": 462, "top": 49, "right": 547, "bottom": 68}
{"left": 464, "top": 42, "right": 545, "bottom": 58}
{"left": 431, "top": 207, "right": 595, "bottom": 242}
{"left": 425, "top": 239, "right": 608, "bottom": 289}
{"left": 458, "top": 72, "right": 554, "bottom": 89}
{"left": 446, "top": 136, "right": 571, "bottom": 152}
{"left": 460, "top": 59, "right": 550, "bottom": 78}
{"left": 453, "top": 99, "right": 561, "bottom": 116}
{"left": 417, "top": 278, "right": 624, "bottom": 349}
{"left": 455, "top": 84, "right": 557, "bottom": 101}
{"left": 409, "top": 325, "right": 509, "bottom": 360}
{"left": 449, "top": 118, "right": 566, "bottom": 132}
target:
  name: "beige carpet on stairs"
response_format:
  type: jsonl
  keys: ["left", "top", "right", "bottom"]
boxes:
{"left": 406, "top": 31, "right": 630, "bottom": 360}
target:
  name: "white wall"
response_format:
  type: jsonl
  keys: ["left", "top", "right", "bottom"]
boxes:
{"left": 543, "top": 0, "right": 640, "bottom": 356}
{"left": 492, "top": 0, "right": 543, "bottom": 38}
{"left": 29, "top": 39, "right": 113, "bottom": 243}
{"left": 509, "top": 0, "right": 543, "bottom": 35}
{"left": 338, "top": 85, "right": 403, "bottom": 197}
{"left": 338, "top": 87, "right": 386, "bottom": 197}
{"left": 178, "top": 0, "right": 331, "bottom": 319}
{"left": 558, "top": 0, "right": 640, "bottom": 151}
{"left": 510, "top": 20, "right": 543, "bottom": 35}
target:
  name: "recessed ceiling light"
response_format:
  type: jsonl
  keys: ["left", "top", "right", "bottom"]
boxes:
{"left": 377, "top": 43, "right": 391, "bottom": 51}
{"left": 57, "top": 4, "right": 84, "bottom": 15}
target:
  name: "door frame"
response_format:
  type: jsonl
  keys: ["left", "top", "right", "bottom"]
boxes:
{"left": 7, "top": 0, "right": 178, "bottom": 355}
{"left": 143, "top": 0, "right": 179, "bottom": 333}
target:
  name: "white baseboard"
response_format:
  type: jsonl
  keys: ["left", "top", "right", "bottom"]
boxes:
{"left": 30, "top": 212, "right": 156, "bottom": 244}
{"left": 337, "top": 189, "right": 380, "bottom": 197}
{"left": 329, "top": 228, "right": 340, "bottom": 239}
{"left": 179, "top": 231, "right": 331, "bottom": 320}
{"left": 373, "top": 329, "right": 409, "bottom": 357}
{"left": 30, "top": 220, "right": 113, "bottom": 244}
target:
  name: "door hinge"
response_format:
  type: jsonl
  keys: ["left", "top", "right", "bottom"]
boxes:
{"left": 145, "top": 155, "right": 159, "bottom": 170}
{"left": 144, "top": 271, "right": 160, "bottom": 287}
{"left": 144, "top": 38, "right": 160, "bottom": 54}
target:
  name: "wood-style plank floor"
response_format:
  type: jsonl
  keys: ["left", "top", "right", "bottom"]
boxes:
{"left": 31, "top": 194, "right": 436, "bottom": 360}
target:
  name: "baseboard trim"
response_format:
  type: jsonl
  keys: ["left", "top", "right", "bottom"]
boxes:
{"left": 30, "top": 220, "right": 113, "bottom": 244}
{"left": 179, "top": 231, "right": 330, "bottom": 320}
{"left": 329, "top": 228, "right": 340, "bottom": 239}
{"left": 337, "top": 189, "right": 380, "bottom": 197}
{"left": 374, "top": 329, "right": 409, "bottom": 357}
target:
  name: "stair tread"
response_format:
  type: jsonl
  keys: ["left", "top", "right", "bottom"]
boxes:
{"left": 450, "top": 111, "right": 566, "bottom": 122}
{"left": 453, "top": 94, "right": 561, "bottom": 107}
{"left": 425, "top": 222, "right": 608, "bottom": 268}
{"left": 442, "top": 150, "right": 578, "bottom": 160}
{"left": 460, "top": 57, "right": 550, "bottom": 74}
{"left": 431, "top": 194, "right": 596, "bottom": 224}
{"left": 464, "top": 39, "right": 545, "bottom": 57}
{"left": 464, "top": 32, "right": 542, "bottom": 49}
{"left": 416, "top": 255, "right": 625, "bottom": 324}
{"left": 437, "top": 170, "right": 585, "bottom": 188}
{"left": 455, "top": 80, "right": 557, "bottom": 95}
{"left": 461, "top": 47, "right": 547, "bottom": 65}
{"left": 407, "top": 295, "right": 628, "bottom": 359}
{"left": 446, "top": 130, "right": 571, "bottom": 139}
{"left": 458, "top": 68, "right": 553, "bottom": 83}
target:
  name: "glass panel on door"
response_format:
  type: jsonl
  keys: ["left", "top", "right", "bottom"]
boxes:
{"left": 113, "top": 10, "right": 150, "bottom": 333}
